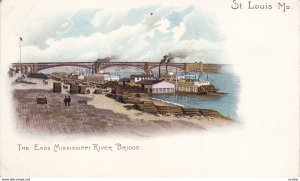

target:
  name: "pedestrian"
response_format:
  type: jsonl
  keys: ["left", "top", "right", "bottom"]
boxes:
{"left": 64, "top": 96, "right": 68, "bottom": 106}
{"left": 67, "top": 96, "right": 71, "bottom": 106}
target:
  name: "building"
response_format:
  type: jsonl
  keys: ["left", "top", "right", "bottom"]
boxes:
{"left": 130, "top": 74, "right": 156, "bottom": 83}
{"left": 137, "top": 80, "right": 175, "bottom": 94}
{"left": 152, "top": 81, "right": 175, "bottom": 94}
{"left": 103, "top": 73, "right": 120, "bottom": 81}
{"left": 176, "top": 82, "right": 198, "bottom": 93}
{"left": 94, "top": 73, "right": 120, "bottom": 81}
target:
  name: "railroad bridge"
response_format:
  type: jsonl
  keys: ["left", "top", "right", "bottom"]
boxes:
{"left": 11, "top": 61, "right": 204, "bottom": 74}
{"left": 11, "top": 62, "right": 94, "bottom": 74}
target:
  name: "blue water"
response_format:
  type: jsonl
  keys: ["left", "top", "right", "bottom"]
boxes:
{"left": 41, "top": 67, "right": 240, "bottom": 119}
{"left": 151, "top": 72, "right": 240, "bottom": 119}
{"left": 111, "top": 70, "right": 240, "bottom": 119}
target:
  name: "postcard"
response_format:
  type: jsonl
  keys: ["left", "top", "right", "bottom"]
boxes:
{"left": 0, "top": 0, "right": 299, "bottom": 178}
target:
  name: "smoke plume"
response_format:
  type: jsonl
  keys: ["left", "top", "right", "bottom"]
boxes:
{"left": 160, "top": 55, "right": 174, "bottom": 64}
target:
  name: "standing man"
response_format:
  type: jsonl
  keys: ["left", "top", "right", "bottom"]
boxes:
{"left": 67, "top": 96, "right": 71, "bottom": 106}
{"left": 64, "top": 96, "right": 68, "bottom": 106}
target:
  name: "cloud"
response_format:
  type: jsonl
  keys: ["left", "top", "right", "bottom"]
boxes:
{"left": 22, "top": 25, "right": 149, "bottom": 61}
{"left": 172, "top": 22, "right": 185, "bottom": 42}
{"left": 143, "top": 9, "right": 166, "bottom": 27}
{"left": 20, "top": 4, "right": 224, "bottom": 63}
{"left": 180, "top": 9, "right": 224, "bottom": 42}
{"left": 166, "top": 5, "right": 195, "bottom": 29}
{"left": 90, "top": 4, "right": 161, "bottom": 33}
{"left": 20, "top": 13, "right": 74, "bottom": 49}
{"left": 157, "top": 18, "right": 171, "bottom": 33}
{"left": 91, "top": 10, "right": 125, "bottom": 33}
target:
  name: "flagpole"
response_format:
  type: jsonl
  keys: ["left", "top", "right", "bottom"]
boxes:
{"left": 19, "top": 37, "right": 22, "bottom": 64}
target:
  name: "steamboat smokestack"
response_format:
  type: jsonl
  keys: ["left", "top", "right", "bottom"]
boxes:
{"left": 159, "top": 65, "right": 161, "bottom": 78}
{"left": 165, "top": 63, "right": 168, "bottom": 76}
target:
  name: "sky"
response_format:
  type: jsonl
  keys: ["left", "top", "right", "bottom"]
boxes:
{"left": 15, "top": 2, "right": 225, "bottom": 63}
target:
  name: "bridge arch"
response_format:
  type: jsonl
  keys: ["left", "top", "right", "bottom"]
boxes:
{"left": 100, "top": 64, "right": 145, "bottom": 70}
{"left": 149, "top": 64, "right": 185, "bottom": 71}
{"left": 95, "top": 62, "right": 188, "bottom": 74}
{"left": 37, "top": 64, "right": 93, "bottom": 72}
{"left": 95, "top": 62, "right": 147, "bottom": 73}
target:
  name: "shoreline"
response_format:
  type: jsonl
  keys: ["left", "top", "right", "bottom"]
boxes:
{"left": 12, "top": 88, "right": 234, "bottom": 136}
{"left": 149, "top": 97, "right": 185, "bottom": 107}
{"left": 11, "top": 77, "right": 234, "bottom": 136}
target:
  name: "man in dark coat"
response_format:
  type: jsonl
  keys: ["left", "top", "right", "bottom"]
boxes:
{"left": 67, "top": 96, "right": 71, "bottom": 106}
{"left": 64, "top": 96, "right": 68, "bottom": 106}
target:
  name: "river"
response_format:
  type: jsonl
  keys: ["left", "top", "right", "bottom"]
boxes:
{"left": 117, "top": 71, "right": 240, "bottom": 120}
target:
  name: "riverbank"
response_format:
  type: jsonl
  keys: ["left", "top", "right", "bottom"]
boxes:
{"left": 13, "top": 88, "right": 233, "bottom": 136}
{"left": 11, "top": 76, "right": 234, "bottom": 136}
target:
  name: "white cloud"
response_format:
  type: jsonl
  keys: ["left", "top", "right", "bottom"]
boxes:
{"left": 91, "top": 10, "right": 126, "bottom": 33}
{"left": 157, "top": 18, "right": 171, "bottom": 33}
{"left": 19, "top": 11, "right": 74, "bottom": 49}
{"left": 20, "top": 4, "right": 224, "bottom": 63}
{"left": 142, "top": 7, "right": 172, "bottom": 30}
{"left": 181, "top": 9, "right": 222, "bottom": 41}
{"left": 172, "top": 22, "right": 185, "bottom": 42}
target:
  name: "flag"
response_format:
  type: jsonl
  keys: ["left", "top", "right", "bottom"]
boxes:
{"left": 19, "top": 37, "right": 23, "bottom": 41}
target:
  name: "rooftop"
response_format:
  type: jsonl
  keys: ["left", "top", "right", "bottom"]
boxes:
{"left": 136, "top": 80, "right": 161, "bottom": 85}
{"left": 119, "top": 77, "right": 131, "bottom": 82}
{"left": 130, "top": 74, "right": 154, "bottom": 78}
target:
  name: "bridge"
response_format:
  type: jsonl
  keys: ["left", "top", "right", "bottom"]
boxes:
{"left": 11, "top": 62, "right": 94, "bottom": 74}
{"left": 11, "top": 61, "right": 204, "bottom": 74}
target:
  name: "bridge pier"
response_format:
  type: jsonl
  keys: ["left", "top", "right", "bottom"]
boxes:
{"left": 12, "top": 64, "right": 38, "bottom": 74}
{"left": 90, "top": 63, "right": 102, "bottom": 74}
{"left": 93, "top": 63, "right": 101, "bottom": 74}
{"left": 32, "top": 64, "right": 38, "bottom": 73}
{"left": 91, "top": 64, "right": 94, "bottom": 75}
{"left": 144, "top": 62, "right": 151, "bottom": 75}
{"left": 183, "top": 62, "right": 203, "bottom": 73}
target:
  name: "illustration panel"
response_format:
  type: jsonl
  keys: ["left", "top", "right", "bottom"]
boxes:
{"left": 9, "top": 1, "right": 239, "bottom": 136}
{"left": 1, "top": 0, "right": 298, "bottom": 177}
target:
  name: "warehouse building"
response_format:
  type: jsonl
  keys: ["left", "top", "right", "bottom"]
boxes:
{"left": 137, "top": 80, "right": 175, "bottom": 94}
